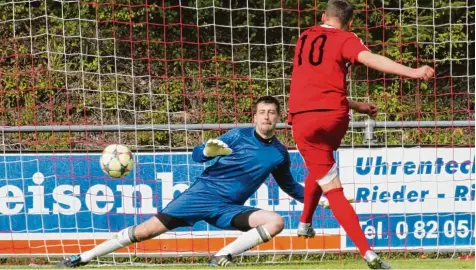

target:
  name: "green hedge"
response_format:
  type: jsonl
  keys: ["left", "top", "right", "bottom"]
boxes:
{"left": 0, "top": 0, "right": 473, "bottom": 151}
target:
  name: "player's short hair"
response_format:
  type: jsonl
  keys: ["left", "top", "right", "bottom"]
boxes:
{"left": 255, "top": 96, "right": 281, "bottom": 114}
{"left": 326, "top": 0, "right": 354, "bottom": 25}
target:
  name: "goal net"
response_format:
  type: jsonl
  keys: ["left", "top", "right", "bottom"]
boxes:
{"left": 0, "top": 0, "right": 473, "bottom": 266}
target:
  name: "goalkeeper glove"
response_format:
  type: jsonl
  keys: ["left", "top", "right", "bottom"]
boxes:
{"left": 203, "top": 139, "right": 232, "bottom": 157}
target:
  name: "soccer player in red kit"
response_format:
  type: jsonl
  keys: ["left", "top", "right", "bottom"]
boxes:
{"left": 288, "top": 0, "right": 434, "bottom": 269}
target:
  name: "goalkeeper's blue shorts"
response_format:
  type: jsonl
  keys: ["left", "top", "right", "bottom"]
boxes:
{"left": 160, "top": 180, "right": 257, "bottom": 230}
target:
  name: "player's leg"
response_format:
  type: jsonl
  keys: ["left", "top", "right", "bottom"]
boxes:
{"left": 57, "top": 185, "right": 206, "bottom": 268}
{"left": 311, "top": 112, "right": 374, "bottom": 259}
{"left": 294, "top": 137, "right": 322, "bottom": 238}
{"left": 319, "top": 174, "right": 390, "bottom": 269}
{"left": 80, "top": 214, "right": 171, "bottom": 261}
{"left": 318, "top": 165, "right": 372, "bottom": 257}
{"left": 298, "top": 170, "right": 322, "bottom": 238}
{"left": 293, "top": 128, "right": 322, "bottom": 231}
{"left": 57, "top": 214, "right": 173, "bottom": 268}
{"left": 291, "top": 112, "right": 329, "bottom": 236}
{"left": 292, "top": 110, "right": 390, "bottom": 269}
{"left": 215, "top": 209, "right": 281, "bottom": 256}
{"left": 317, "top": 127, "right": 390, "bottom": 269}
{"left": 207, "top": 207, "right": 283, "bottom": 266}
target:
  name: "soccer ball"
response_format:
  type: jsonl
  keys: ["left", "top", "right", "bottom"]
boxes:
{"left": 100, "top": 144, "right": 135, "bottom": 178}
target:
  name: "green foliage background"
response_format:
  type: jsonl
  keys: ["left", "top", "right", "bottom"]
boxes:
{"left": 0, "top": 0, "right": 473, "bottom": 151}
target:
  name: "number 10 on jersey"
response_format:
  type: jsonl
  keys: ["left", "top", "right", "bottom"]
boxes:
{"left": 298, "top": 34, "right": 327, "bottom": 66}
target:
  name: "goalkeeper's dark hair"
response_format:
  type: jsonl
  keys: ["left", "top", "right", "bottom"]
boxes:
{"left": 326, "top": 0, "right": 354, "bottom": 25}
{"left": 255, "top": 96, "right": 281, "bottom": 114}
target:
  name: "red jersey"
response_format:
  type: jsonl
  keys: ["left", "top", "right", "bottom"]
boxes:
{"left": 288, "top": 25, "right": 369, "bottom": 115}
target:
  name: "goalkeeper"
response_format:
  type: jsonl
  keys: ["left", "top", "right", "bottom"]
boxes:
{"left": 57, "top": 96, "right": 305, "bottom": 268}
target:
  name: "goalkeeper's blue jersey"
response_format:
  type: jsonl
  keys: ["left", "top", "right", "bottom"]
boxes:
{"left": 191, "top": 127, "right": 304, "bottom": 205}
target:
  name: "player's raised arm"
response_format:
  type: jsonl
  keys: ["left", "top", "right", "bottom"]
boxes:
{"left": 357, "top": 50, "right": 435, "bottom": 80}
{"left": 191, "top": 129, "right": 238, "bottom": 163}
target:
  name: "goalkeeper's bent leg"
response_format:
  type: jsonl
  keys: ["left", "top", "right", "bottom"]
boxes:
{"left": 214, "top": 225, "right": 272, "bottom": 257}
{"left": 215, "top": 210, "right": 281, "bottom": 257}
{"left": 80, "top": 215, "right": 170, "bottom": 263}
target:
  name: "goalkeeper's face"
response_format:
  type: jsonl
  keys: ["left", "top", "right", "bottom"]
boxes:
{"left": 254, "top": 102, "right": 279, "bottom": 136}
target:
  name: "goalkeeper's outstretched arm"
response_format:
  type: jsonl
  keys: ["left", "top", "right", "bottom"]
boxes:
{"left": 192, "top": 128, "right": 239, "bottom": 163}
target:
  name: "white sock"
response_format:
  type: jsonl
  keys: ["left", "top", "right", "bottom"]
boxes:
{"left": 298, "top": 222, "right": 311, "bottom": 228}
{"left": 215, "top": 226, "right": 272, "bottom": 257}
{"left": 80, "top": 226, "right": 138, "bottom": 263}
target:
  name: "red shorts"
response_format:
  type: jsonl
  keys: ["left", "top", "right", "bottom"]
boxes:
{"left": 290, "top": 110, "right": 349, "bottom": 179}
